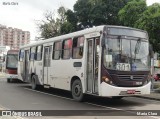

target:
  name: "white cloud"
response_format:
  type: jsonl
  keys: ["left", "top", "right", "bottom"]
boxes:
{"left": 0, "top": 0, "right": 77, "bottom": 41}
{"left": 147, "top": 0, "right": 160, "bottom": 6}
{"left": 0, "top": 0, "right": 159, "bottom": 42}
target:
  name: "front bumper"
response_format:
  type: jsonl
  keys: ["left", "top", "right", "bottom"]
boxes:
{"left": 100, "top": 81, "right": 151, "bottom": 97}
{"left": 6, "top": 74, "right": 18, "bottom": 79}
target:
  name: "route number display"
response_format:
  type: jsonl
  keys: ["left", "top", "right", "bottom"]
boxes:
{"left": 116, "top": 63, "right": 130, "bottom": 71}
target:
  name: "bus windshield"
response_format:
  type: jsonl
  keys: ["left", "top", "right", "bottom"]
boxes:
{"left": 103, "top": 36, "right": 149, "bottom": 71}
{"left": 6, "top": 54, "right": 18, "bottom": 69}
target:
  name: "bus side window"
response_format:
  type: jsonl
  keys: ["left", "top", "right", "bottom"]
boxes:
{"left": 36, "top": 45, "right": 43, "bottom": 61}
{"left": 19, "top": 50, "right": 24, "bottom": 61}
{"left": 53, "top": 41, "right": 61, "bottom": 60}
{"left": 30, "top": 47, "right": 36, "bottom": 60}
{"left": 72, "top": 36, "right": 84, "bottom": 59}
{"left": 62, "top": 39, "right": 72, "bottom": 59}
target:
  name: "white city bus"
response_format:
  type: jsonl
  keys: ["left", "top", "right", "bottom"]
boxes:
{"left": 6, "top": 50, "right": 19, "bottom": 83}
{"left": 18, "top": 25, "right": 151, "bottom": 101}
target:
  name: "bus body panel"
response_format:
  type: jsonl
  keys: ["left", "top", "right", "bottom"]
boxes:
{"left": 29, "top": 60, "right": 43, "bottom": 84}
{"left": 100, "top": 81, "right": 151, "bottom": 96}
{"left": 35, "top": 60, "right": 43, "bottom": 84}
{"left": 6, "top": 50, "right": 19, "bottom": 80}
{"left": 18, "top": 25, "right": 151, "bottom": 98}
{"left": 50, "top": 59, "right": 84, "bottom": 91}
{"left": 18, "top": 60, "right": 24, "bottom": 81}
{"left": 18, "top": 62, "right": 22, "bottom": 80}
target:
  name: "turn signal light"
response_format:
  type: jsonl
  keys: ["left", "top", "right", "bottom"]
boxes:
{"left": 102, "top": 76, "right": 112, "bottom": 84}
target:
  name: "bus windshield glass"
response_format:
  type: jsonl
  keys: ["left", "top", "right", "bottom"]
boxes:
{"left": 103, "top": 33, "right": 149, "bottom": 71}
{"left": 6, "top": 54, "right": 18, "bottom": 69}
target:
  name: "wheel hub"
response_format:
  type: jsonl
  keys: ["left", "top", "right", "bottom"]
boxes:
{"left": 74, "top": 85, "right": 81, "bottom": 96}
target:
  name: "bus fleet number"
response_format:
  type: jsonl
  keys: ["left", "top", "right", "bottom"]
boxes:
{"left": 116, "top": 63, "right": 130, "bottom": 71}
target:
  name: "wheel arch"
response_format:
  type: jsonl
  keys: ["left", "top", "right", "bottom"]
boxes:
{"left": 70, "top": 75, "right": 85, "bottom": 101}
{"left": 30, "top": 73, "right": 41, "bottom": 85}
{"left": 30, "top": 73, "right": 35, "bottom": 82}
{"left": 70, "top": 76, "right": 81, "bottom": 91}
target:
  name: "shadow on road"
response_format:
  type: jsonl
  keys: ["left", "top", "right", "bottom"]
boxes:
{"left": 20, "top": 84, "right": 146, "bottom": 109}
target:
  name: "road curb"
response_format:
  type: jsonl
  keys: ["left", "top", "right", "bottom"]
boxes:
{"left": 135, "top": 95, "right": 160, "bottom": 101}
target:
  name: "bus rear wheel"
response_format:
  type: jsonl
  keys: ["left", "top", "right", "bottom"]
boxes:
{"left": 71, "top": 79, "right": 84, "bottom": 102}
{"left": 112, "top": 96, "right": 123, "bottom": 99}
{"left": 7, "top": 78, "right": 11, "bottom": 83}
{"left": 31, "top": 75, "right": 38, "bottom": 90}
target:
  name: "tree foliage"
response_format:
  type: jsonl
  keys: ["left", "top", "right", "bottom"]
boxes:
{"left": 135, "top": 3, "right": 160, "bottom": 52}
{"left": 38, "top": 6, "right": 67, "bottom": 39}
{"left": 38, "top": 0, "right": 131, "bottom": 38}
{"left": 38, "top": 0, "right": 160, "bottom": 53}
{"left": 118, "top": 1, "right": 160, "bottom": 52}
{"left": 118, "top": 0, "right": 147, "bottom": 27}
{"left": 39, "top": 11, "right": 58, "bottom": 39}
{"left": 61, "top": 9, "right": 78, "bottom": 34}
{"left": 73, "top": 0, "right": 130, "bottom": 28}
{"left": 74, "top": 0, "right": 92, "bottom": 28}
{"left": 101, "top": 0, "right": 131, "bottom": 25}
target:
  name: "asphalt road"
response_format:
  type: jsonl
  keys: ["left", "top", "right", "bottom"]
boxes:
{"left": 0, "top": 78, "right": 160, "bottom": 119}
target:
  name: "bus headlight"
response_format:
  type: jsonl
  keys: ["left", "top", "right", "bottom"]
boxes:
{"left": 143, "top": 75, "right": 151, "bottom": 85}
{"left": 102, "top": 76, "right": 112, "bottom": 84}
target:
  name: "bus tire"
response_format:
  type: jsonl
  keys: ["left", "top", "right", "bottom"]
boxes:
{"left": 71, "top": 79, "right": 84, "bottom": 102}
{"left": 7, "top": 78, "right": 11, "bottom": 83}
{"left": 112, "top": 96, "right": 123, "bottom": 99}
{"left": 31, "top": 75, "right": 38, "bottom": 90}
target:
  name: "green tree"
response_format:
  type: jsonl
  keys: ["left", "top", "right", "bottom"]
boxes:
{"left": 39, "top": 0, "right": 132, "bottom": 37}
{"left": 88, "top": 0, "right": 107, "bottom": 25}
{"left": 57, "top": 6, "right": 67, "bottom": 34}
{"left": 38, "top": 6, "right": 68, "bottom": 39}
{"left": 118, "top": 0, "right": 147, "bottom": 27}
{"left": 73, "top": 0, "right": 130, "bottom": 29}
{"left": 65, "top": 9, "right": 78, "bottom": 31}
{"left": 73, "top": 0, "right": 92, "bottom": 29}
{"left": 60, "top": 9, "right": 78, "bottom": 34}
{"left": 58, "top": 6, "right": 66, "bottom": 24}
{"left": 39, "top": 11, "right": 59, "bottom": 39}
{"left": 102, "top": 0, "right": 131, "bottom": 25}
{"left": 135, "top": 3, "right": 160, "bottom": 52}
{"left": 60, "top": 22, "right": 75, "bottom": 34}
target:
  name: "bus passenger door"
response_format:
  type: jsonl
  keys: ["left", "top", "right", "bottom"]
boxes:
{"left": 43, "top": 46, "right": 52, "bottom": 85}
{"left": 24, "top": 50, "right": 29, "bottom": 82}
{"left": 86, "top": 38, "right": 100, "bottom": 94}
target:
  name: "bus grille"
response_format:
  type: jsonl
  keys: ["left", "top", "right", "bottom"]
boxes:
{"left": 117, "top": 74, "right": 145, "bottom": 80}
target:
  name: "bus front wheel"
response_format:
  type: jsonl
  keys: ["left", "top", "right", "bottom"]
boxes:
{"left": 112, "top": 96, "right": 123, "bottom": 99}
{"left": 7, "top": 78, "right": 11, "bottom": 83}
{"left": 71, "top": 79, "right": 84, "bottom": 102}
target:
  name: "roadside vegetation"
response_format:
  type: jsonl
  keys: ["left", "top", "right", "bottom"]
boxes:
{"left": 37, "top": 0, "right": 160, "bottom": 53}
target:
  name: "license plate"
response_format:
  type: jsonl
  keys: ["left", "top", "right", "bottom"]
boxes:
{"left": 127, "top": 90, "right": 135, "bottom": 94}
{"left": 10, "top": 76, "right": 17, "bottom": 78}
